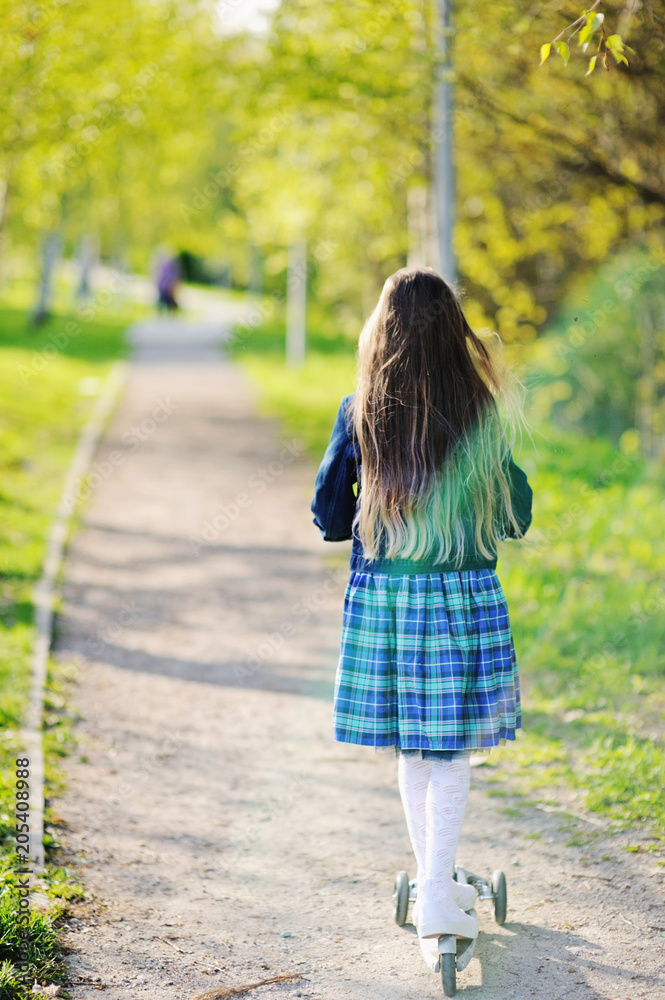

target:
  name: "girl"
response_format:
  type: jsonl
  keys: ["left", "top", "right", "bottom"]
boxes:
{"left": 311, "top": 267, "right": 532, "bottom": 951}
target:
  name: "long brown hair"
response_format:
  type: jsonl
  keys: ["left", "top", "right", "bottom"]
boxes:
{"left": 351, "top": 266, "right": 524, "bottom": 564}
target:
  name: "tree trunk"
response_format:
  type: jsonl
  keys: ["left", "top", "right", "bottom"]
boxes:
{"left": 286, "top": 240, "right": 306, "bottom": 367}
{"left": 248, "top": 244, "right": 263, "bottom": 299}
{"left": 31, "top": 232, "right": 61, "bottom": 326}
{"left": 76, "top": 233, "right": 99, "bottom": 303}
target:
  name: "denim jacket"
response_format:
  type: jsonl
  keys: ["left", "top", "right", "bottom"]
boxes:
{"left": 311, "top": 393, "right": 533, "bottom": 575}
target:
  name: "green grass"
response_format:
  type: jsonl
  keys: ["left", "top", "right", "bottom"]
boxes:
{"left": 0, "top": 861, "right": 63, "bottom": 999}
{"left": 0, "top": 304, "right": 128, "bottom": 997}
{"left": 231, "top": 308, "right": 665, "bottom": 847}
{"left": 228, "top": 305, "right": 357, "bottom": 454}
{"left": 0, "top": 852, "right": 86, "bottom": 1000}
{"left": 496, "top": 428, "right": 665, "bottom": 842}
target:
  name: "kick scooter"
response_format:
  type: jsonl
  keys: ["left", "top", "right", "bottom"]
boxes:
{"left": 392, "top": 864, "right": 507, "bottom": 996}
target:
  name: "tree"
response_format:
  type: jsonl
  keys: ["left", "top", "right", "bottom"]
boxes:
{"left": 0, "top": 0, "right": 242, "bottom": 275}
{"left": 3, "top": 0, "right": 664, "bottom": 352}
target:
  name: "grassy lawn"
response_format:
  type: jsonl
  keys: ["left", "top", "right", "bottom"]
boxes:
{"left": 0, "top": 304, "right": 129, "bottom": 997}
{"left": 231, "top": 309, "right": 665, "bottom": 850}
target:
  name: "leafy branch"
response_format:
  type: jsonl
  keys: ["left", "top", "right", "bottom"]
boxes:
{"left": 539, "top": 3, "right": 636, "bottom": 74}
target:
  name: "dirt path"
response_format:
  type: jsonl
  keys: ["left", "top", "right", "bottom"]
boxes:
{"left": 52, "top": 319, "right": 665, "bottom": 1000}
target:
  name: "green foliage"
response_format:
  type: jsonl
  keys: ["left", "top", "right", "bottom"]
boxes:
{"left": 451, "top": 1, "right": 664, "bottom": 342}
{"left": 0, "top": 305, "right": 125, "bottom": 843}
{"left": 0, "top": 306, "right": 131, "bottom": 363}
{"left": 0, "top": 303, "right": 125, "bottom": 994}
{"left": 228, "top": 299, "right": 357, "bottom": 454}
{"left": 496, "top": 424, "right": 665, "bottom": 836}
{"left": 526, "top": 244, "right": 665, "bottom": 456}
{"left": 230, "top": 299, "right": 357, "bottom": 361}
{"left": 579, "top": 11, "right": 605, "bottom": 49}
{"left": 224, "top": 0, "right": 665, "bottom": 341}
{"left": 584, "top": 735, "right": 665, "bottom": 831}
{"left": 2, "top": 0, "right": 665, "bottom": 341}
{"left": 0, "top": 858, "right": 65, "bottom": 1000}
{"left": 553, "top": 40, "right": 570, "bottom": 67}
{"left": 236, "top": 347, "right": 356, "bottom": 459}
{"left": 1, "top": 0, "right": 242, "bottom": 264}
{"left": 230, "top": 0, "right": 432, "bottom": 314}
{"left": 539, "top": 5, "right": 635, "bottom": 74}
{"left": 605, "top": 34, "right": 630, "bottom": 67}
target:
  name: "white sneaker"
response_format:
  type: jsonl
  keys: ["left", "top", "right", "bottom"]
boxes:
{"left": 413, "top": 880, "right": 479, "bottom": 940}
{"left": 412, "top": 879, "right": 477, "bottom": 922}
{"left": 452, "top": 880, "right": 477, "bottom": 912}
{"left": 417, "top": 902, "right": 478, "bottom": 939}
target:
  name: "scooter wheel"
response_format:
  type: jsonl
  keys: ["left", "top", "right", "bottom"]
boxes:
{"left": 492, "top": 870, "right": 507, "bottom": 926}
{"left": 393, "top": 870, "right": 409, "bottom": 926}
{"left": 441, "top": 951, "right": 457, "bottom": 996}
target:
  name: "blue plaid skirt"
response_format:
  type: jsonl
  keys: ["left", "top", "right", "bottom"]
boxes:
{"left": 333, "top": 569, "right": 521, "bottom": 753}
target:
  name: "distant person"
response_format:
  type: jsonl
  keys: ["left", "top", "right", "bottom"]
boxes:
{"left": 156, "top": 255, "right": 180, "bottom": 312}
{"left": 311, "top": 267, "right": 533, "bottom": 967}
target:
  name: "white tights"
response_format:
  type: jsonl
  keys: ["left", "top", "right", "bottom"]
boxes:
{"left": 397, "top": 753, "right": 471, "bottom": 913}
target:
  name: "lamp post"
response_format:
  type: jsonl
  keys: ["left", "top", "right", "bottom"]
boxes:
{"left": 433, "top": 0, "right": 457, "bottom": 287}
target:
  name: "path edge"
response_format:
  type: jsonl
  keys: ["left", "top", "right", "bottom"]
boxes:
{"left": 21, "top": 360, "right": 128, "bottom": 868}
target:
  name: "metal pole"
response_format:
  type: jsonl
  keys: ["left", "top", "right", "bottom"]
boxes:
{"left": 286, "top": 239, "right": 306, "bottom": 366}
{"left": 433, "top": 0, "right": 457, "bottom": 286}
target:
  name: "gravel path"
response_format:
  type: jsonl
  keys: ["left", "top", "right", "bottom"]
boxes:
{"left": 52, "top": 319, "right": 665, "bottom": 1000}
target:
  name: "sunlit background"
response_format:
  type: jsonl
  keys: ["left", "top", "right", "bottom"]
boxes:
{"left": 2, "top": 1, "right": 664, "bottom": 352}
{"left": 1, "top": 7, "right": 665, "bottom": 987}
